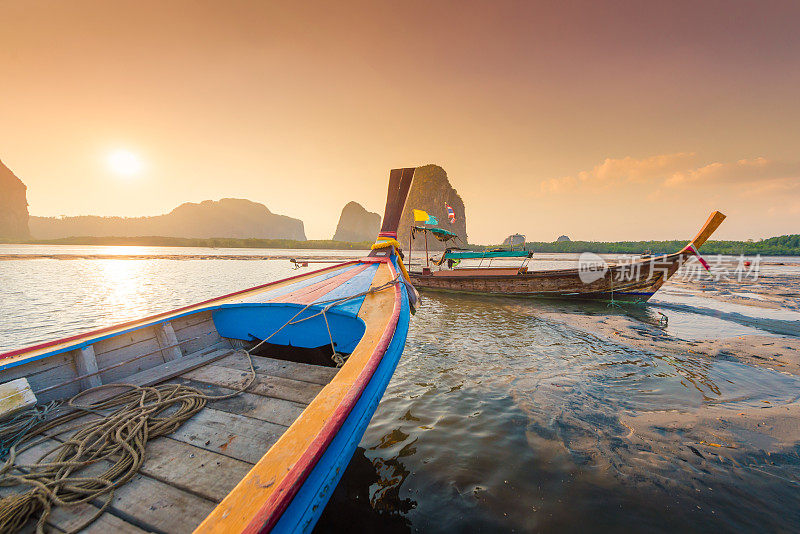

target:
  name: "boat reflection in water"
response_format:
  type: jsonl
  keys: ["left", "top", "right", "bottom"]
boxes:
{"left": 317, "top": 446, "right": 416, "bottom": 533}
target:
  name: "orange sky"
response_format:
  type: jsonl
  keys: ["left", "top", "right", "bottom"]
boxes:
{"left": 1, "top": 0, "right": 799, "bottom": 243}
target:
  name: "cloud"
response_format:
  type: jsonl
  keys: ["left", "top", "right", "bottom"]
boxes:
{"left": 664, "top": 157, "right": 800, "bottom": 187}
{"left": 540, "top": 152, "right": 698, "bottom": 193}
{"left": 541, "top": 153, "right": 800, "bottom": 195}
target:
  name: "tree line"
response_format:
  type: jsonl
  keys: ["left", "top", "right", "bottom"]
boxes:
{"left": 6, "top": 234, "right": 799, "bottom": 255}
{"left": 478, "top": 234, "right": 800, "bottom": 256}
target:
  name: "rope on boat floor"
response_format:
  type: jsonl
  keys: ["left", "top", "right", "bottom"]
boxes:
{"left": 0, "top": 275, "right": 402, "bottom": 533}
{"left": 0, "top": 402, "right": 61, "bottom": 462}
{"left": 0, "top": 353, "right": 257, "bottom": 534}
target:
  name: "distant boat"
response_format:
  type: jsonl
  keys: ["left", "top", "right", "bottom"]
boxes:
{"left": 409, "top": 211, "right": 726, "bottom": 303}
{"left": 0, "top": 168, "right": 417, "bottom": 533}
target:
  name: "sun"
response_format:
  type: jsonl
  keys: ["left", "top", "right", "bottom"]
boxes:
{"left": 107, "top": 149, "right": 143, "bottom": 176}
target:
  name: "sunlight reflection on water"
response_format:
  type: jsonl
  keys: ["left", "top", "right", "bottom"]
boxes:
{"left": 0, "top": 258, "right": 303, "bottom": 351}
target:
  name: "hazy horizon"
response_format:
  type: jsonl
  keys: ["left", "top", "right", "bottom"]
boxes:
{"left": 2, "top": 1, "right": 799, "bottom": 242}
{"left": 15, "top": 189, "right": 795, "bottom": 245}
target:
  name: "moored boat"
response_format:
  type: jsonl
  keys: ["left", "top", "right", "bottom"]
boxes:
{"left": 409, "top": 211, "right": 726, "bottom": 303}
{"left": 0, "top": 168, "right": 417, "bottom": 533}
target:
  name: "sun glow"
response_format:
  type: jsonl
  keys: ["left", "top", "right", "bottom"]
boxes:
{"left": 107, "top": 149, "right": 143, "bottom": 176}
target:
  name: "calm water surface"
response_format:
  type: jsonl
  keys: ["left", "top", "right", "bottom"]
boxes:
{"left": 1, "top": 248, "right": 799, "bottom": 532}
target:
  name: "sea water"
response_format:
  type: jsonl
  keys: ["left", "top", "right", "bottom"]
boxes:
{"left": 1, "top": 245, "right": 798, "bottom": 532}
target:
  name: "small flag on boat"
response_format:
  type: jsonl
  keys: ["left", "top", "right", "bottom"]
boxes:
{"left": 445, "top": 202, "right": 455, "bottom": 224}
{"left": 686, "top": 244, "right": 711, "bottom": 271}
{"left": 426, "top": 215, "right": 438, "bottom": 225}
{"left": 413, "top": 209, "right": 429, "bottom": 222}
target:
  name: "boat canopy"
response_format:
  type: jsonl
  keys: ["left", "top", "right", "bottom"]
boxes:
{"left": 411, "top": 226, "right": 459, "bottom": 242}
{"left": 443, "top": 250, "right": 532, "bottom": 260}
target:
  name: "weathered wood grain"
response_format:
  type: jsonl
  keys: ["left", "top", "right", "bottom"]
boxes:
{"left": 74, "top": 346, "right": 102, "bottom": 389}
{"left": 183, "top": 364, "right": 324, "bottom": 405}
{"left": 14, "top": 435, "right": 222, "bottom": 532}
{"left": 155, "top": 321, "right": 183, "bottom": 361}
{"left": 95, "top": 337, "right": 165, "bottom": 384}
{"left": 107, "top": 473, "right": 216, "bottom": 534}
{"left": 171, "top": 310, "right": 213, "bottom": 332}
{"left": 174, "top": 318, "right": 220, "bottom": 354}
{"left": 173, "top": 377, "right": 307, "bottom": 427}
{"left": 1, "top": 353, "right": 81, "bottom": 403}
{"left": 121, "top": 348, "right": 232, "bottom": 388}
{"left": 91, "top": 324, "right": 157, "bottom": 355}
{"left": 5, "top": 438, "right": 151, "bottom": 534}
{"left": 141, "top": 437, "right": 253, "bottom": 502}
{"left": 167, "top": 408, "right": 286, "bottom": 464}
{"left": 216, "top": 352, "right": 338, "bottom": 385}
{"left": 63, "top": 348, "right": 232, "bottom": 405}
{"left": 0, "top": 377, "right": 38, "bottom": 419}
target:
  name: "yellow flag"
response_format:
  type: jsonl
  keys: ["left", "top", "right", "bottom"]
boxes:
{"left": 413, "top": 209, "right": 429, "bottom": 222}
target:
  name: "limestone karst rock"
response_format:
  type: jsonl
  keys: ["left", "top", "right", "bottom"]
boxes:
{"left": 398, "top": 165, "right": 467, "bottom": 252}
{"left": 503, "top": 234, "right": 526, "bottom": 247}
{"left": 332, "top": 201, "right": 380, "bottom": 243}
{"left": 0, "top": 159, "right": 30, "bottom": 240}
{"left": 30, "top": 198, "right": 306, "bottom": 240}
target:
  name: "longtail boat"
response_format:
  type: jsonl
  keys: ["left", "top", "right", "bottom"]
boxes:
{"left": 409, "top": 211, "right": 726, "bottom": 303}
{"left": 0, "top": 168, "right": 417, "bottom": 533}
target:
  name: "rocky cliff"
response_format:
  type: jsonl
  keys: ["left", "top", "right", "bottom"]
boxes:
{"left": 398, "top": 165, "right": 467, "bottom": 251}
{"left": 30, "top": 198, "right": 306, "bottom": 240}
{"left": 0, "top": 160, "right": 30, "bottom": 240}
{"left": 503, "top": 234, "right": 526, "bottom": 247}
{"left": 332, "top": 201, "right": 380, "bottom": 242}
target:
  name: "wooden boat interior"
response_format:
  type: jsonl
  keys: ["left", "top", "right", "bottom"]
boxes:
{"left": 3, "top": 345, "right": 338, "bottom": 533}
{"left": 0, "top": 257, "right": 397, "bottom": 533}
